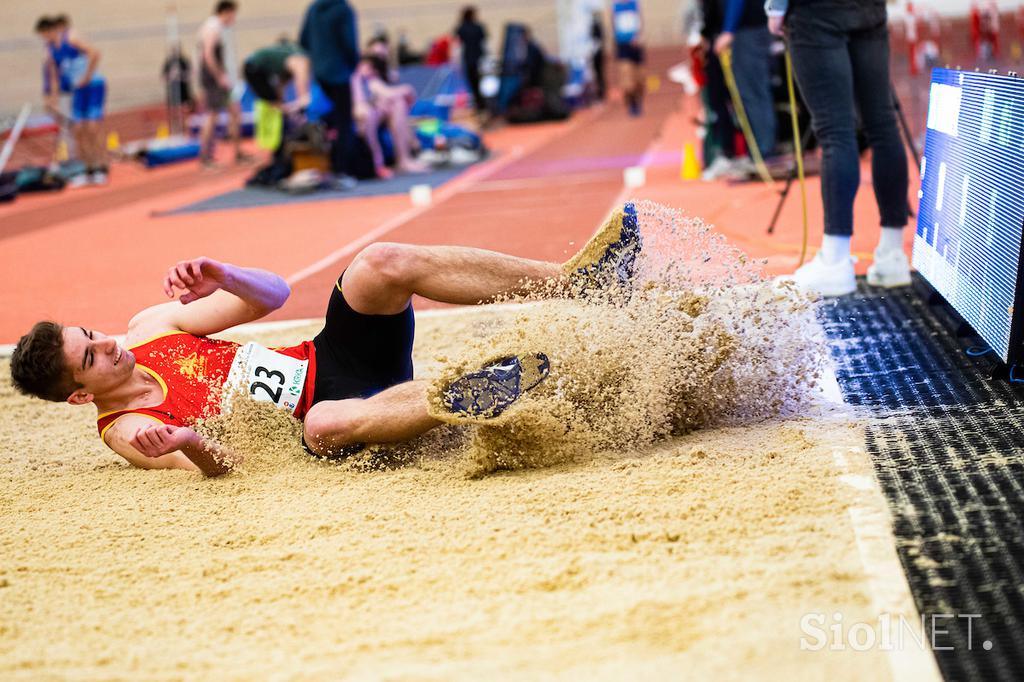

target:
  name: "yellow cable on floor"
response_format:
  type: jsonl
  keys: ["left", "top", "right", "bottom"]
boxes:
{"left": 783, "top": 46, "right": 809, "bottom": 267}
{"left": 719, "top": 47, "right": 774, "bottom": 185}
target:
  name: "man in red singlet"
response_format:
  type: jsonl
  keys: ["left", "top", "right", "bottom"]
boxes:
{"left": 10, "top": 205, "right": 641, "bottom": 477}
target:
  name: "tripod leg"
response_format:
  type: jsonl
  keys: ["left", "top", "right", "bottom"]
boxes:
{"left": 767, "top": 176, "right": 795, "bottom": 234}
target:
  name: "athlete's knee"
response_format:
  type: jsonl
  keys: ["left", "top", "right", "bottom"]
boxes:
{"left": 303, "top": 402, "right": 363, "bottom": 454}
{"left": 352, "top": 242, "right": 421, "bottom": 290}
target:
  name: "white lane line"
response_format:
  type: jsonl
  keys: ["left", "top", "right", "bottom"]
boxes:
{"left": 821, "top": 364, "right": 942, "bottom": 682}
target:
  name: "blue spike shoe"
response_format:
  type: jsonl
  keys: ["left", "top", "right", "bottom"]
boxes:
{"left": 563, "top": 202, "right": 642, "bottom": 295}
{"left": 441, "top": 353, "right": 551, "bottom": 418}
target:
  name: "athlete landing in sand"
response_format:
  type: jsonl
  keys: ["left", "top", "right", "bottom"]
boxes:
{"left": 10, "top": 205, "right": 641, "bottom": 477}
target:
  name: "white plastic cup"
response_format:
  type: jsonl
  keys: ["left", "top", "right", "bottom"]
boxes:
{"left": 623, "top": 166, "right": 646, "bottom": 188}
{"left": 410, "top": 184, "right": 433, "bottom": 206}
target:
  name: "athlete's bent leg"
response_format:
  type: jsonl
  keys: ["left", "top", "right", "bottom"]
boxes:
{"left": 302, "top": 380, "right": 441, "bottom": 456}
{"left": 341, "top": 243, "right": 561, "bottom": 315}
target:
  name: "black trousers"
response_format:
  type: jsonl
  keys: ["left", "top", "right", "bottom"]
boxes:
{"left": 318, "top": 80, "right": 355, "bottom": 175}
{"left": 463, "top": 60, "right": 484, "bottom": 112}
{"left": 787, "top": 3, "right": 909, "bottom": 235}
{"left": 592, "top": 47, "right": 606, "bottom": 100}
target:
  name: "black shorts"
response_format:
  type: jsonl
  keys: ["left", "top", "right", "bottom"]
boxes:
{"left": 311, "top": 275, "right": 415, "bottom": 406}
{"left": 615, "top": 43, "right": 645, "bottom": 64}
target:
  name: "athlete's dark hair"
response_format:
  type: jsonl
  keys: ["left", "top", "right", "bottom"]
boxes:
{"left": 10, "top": 321, "right": 82, "bottom": 402}
{"left": 460, "top": 6, "right": 477, "bottom": 24}
{"left": 34, "top": 16, "right": 54, "bottom": 33}
{"left": 52, "top": 14, "right": 70, "bottom": 28}
{"left": 215, "top": 1, "right": 238, "bottom": 14}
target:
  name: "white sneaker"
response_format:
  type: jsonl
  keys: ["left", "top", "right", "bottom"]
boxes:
{"left": 89, "top": 170, "right": 108, "bottom": 186}
{"left": 67, "top": 173, "right": 91, "bottom": 189}
{"left": 722, "top": 157, "right": 756, "bottom": 180}
{"left": 782, "top": 251, "right": 857, "bottom": 297}
{"left": 701, "top": 156, "right": 733, "bottom": 181}
{"left": 866, "top": 249, "right": 911, "bottom": 288}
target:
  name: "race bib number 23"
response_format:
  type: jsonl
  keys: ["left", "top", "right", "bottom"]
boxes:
{"left": 224, "top": 342, "right": 308, "bottom": 414}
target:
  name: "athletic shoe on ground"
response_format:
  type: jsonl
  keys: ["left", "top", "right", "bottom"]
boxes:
{"left": 781, "top": 251, "right": 857, "bottom": 297}
{"left": 235, "top": 151, "right": 257, "bottom": 165}
{"left": 329, "top": 174, "right": 358, "bottom": 191}
{"left": 441, "top": 353, "right": 551, "bottom": 418}
{"left": 67, "top": 173, "right": 91, "bottom": 189}
{"left": 563, "top": 202, "right": 643, "bottom": 295}
{"left": 723, "top": 156, "right": 756, "bottom": 181}
{"left": 866, "top": 249, "right": 912, "bottom": 288}
{"left": 89, "top": 170, "right": 108, "bottom": 186}
{"left": 701, "top": 156, "right": 733, "bottom": 181}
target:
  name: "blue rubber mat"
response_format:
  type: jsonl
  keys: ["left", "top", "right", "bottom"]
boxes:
{"left": 160, "top": 162, "right": 480, "bottom": 216}
{"left": 820, "top": 275, "right": 1024, "bottom": 682}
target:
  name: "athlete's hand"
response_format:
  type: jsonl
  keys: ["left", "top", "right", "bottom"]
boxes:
{"left": 768, "top": 15, "right": 785, "bottom": 37}
{"left": 713, "top": 32, "right": 734, "bottom": 56}
{"left": 163, "top": 256, "right": 229, "bottom": 304}
{"left": 130, "top": 424, "right": 198, "bottom": 458}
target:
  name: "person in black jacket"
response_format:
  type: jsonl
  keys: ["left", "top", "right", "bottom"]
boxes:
{"left": 299, "top": 0, "right": 359, "bottom": 177}
{"left": 456, "top": 6, "right": 488, "bottom": 113}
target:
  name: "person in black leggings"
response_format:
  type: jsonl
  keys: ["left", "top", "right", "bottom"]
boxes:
{"left": 768, "top": 0, "right": 911, "bottom": 297}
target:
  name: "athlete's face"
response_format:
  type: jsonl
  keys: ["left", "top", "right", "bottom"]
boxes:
{"left": 61, "top": 327, "right": 136, "bottom": 404}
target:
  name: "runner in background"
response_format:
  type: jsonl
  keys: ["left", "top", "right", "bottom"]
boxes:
{"left": 612, "top": 0, "right": 645, "bottom": 116}
{"left": 197, "top": 1, "right": 251, "bottom": 169}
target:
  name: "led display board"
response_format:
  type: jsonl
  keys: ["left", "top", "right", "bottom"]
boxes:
{"left": 914, "top": 68, "right": 1024, "bottom": 363}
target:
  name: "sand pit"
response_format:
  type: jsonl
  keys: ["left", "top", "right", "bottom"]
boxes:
{"left": 0, "top": 204, "right": 924, "bottom": 679}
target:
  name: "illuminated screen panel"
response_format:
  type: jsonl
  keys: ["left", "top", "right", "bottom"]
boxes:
{"left": 913, "top": 68, "right": 1024, "bottom": 363}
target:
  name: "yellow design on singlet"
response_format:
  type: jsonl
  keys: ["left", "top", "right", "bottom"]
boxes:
{"left": 173, "top": 352, "right": 209, "bottom": 381}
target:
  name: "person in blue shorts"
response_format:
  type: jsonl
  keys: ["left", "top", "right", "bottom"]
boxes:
{"left": 36, "top": 15, "right": 108, "bottom": 187}
{"left": 612, "top": 0, "right": 645, "bottom": 116}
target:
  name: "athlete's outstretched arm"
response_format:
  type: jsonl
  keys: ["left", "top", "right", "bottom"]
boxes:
{"left": 105, "top": 416, "right": 242, "bottom": 477}
{"left": 128, "top": 257, "right": 290, "bottom": 340}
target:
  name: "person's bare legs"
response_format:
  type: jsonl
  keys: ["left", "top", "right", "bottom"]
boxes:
{"left": 228, "top": 101, "right": 245, "bottom": 162}
{"left": 199, "top": 104, "right": 218, "bottom": 165}
{"left": 383, "top": 96, "right": 426, "bottom": 173}
{"left": 303, "top": 380, "right": 440, "bottom": 455}
{"left": 340, "top": 242, "right": 562, "bottom": 315}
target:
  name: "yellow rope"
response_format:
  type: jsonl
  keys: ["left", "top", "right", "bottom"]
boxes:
{"left": 719, "top": 47, "right": 774, "bottom": 185}
{"left": 783, "top": 46, "right": 809, "bottom": 267}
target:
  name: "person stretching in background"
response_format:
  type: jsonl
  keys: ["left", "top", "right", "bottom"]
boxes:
{"left": 36, "top": 15, "right": 108, "bottom": 187}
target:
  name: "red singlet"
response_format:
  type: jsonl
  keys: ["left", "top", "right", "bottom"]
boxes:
{"left": 96, "top": 331, "right": 316, "bottom": 440}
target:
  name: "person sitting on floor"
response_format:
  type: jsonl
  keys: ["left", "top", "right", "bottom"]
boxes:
{"left": 351, "top": 54, "right": 427, "bottom": 178}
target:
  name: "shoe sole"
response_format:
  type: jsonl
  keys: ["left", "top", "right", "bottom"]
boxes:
{"left": 441, "top": 353, "right": 550, "bottom": 419}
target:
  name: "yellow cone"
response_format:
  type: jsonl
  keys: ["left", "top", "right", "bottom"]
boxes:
{"left": 55, "top": 140, "right": 69, "bottom": 163}
{"left": 1012, "top": 42, "right": 1023, "bottom": 61}
{"left": 156, "top": 122, "right": 170, "bottom": 139}
{"left": 646, "top": 74, "right": 661, "bottom": 94}
{"left": 106, "top": 131, "right": 120, "bottom": 151}
{"left": 680, "top": 142, "right": 701, "bottom": 181}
